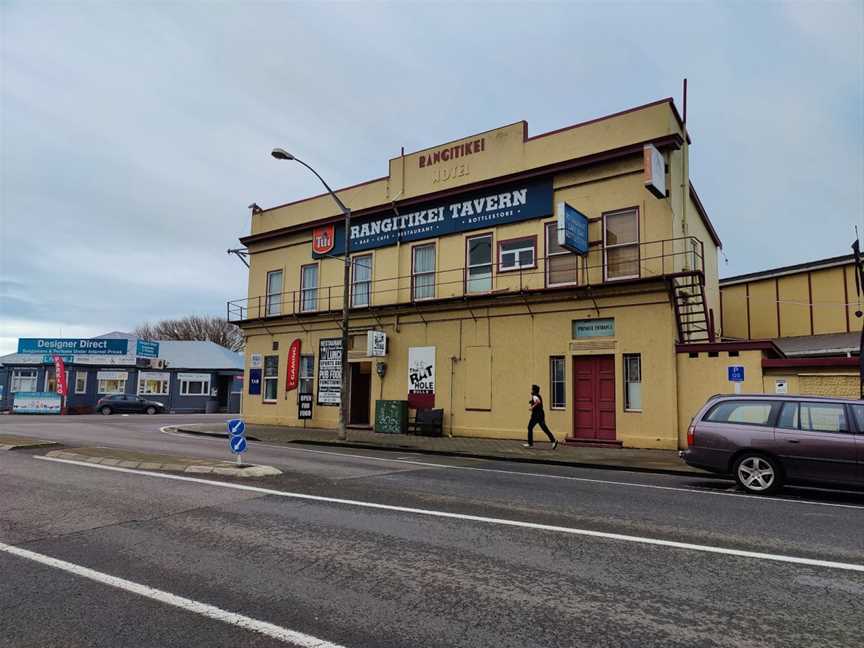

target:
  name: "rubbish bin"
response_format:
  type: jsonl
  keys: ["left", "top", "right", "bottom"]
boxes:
{"left": 374, "top": 400, "right": 408, "bottom": 434}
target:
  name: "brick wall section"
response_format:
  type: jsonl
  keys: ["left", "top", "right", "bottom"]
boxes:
{"left": 800, "top": 375, "right": 858, "bottom": 398}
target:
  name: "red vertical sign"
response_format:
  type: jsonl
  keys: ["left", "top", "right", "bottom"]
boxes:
{"left": 52, "top": 355, "right": 68, "bottom": 397}
{"left": 286, "top": 339, "right": 301, "bottom": 392}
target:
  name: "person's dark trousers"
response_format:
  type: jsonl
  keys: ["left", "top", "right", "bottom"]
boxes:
{"left": 527, "top": 413, "right": 555, "bottom": 445}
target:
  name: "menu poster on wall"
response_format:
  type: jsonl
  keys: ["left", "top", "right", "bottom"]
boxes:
{"left": 317, "top": 338, "right": 343, "bottom": 406}
{"left": 407, "top": 346, "right": 435, "bottom": 408}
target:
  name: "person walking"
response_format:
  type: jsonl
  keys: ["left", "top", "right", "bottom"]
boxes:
{"left": 524, "top": 384, "right": 557, "bottom": 449}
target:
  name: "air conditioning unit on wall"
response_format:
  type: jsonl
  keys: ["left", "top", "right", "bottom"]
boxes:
{"left": 149, "top": 358, "right": 167, "bottom": 369}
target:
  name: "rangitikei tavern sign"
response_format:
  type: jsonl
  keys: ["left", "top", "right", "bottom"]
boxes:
{"left": 313, "top": 179, "right": 553, "bottom": 258}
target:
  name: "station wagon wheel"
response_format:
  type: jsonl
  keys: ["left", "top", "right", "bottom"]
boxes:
{"left": 734, "top": 454, "right": 781, "bottom": 495}
{"left": 145, "top": 406, "right": 156, "bottom": 415}
{"left": 100, "top": 406, "right": 112, "bottom": 416}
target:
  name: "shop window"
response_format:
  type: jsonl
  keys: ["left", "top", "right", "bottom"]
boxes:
{"left": 624, "top": 354, "right": 642, "bottom": 411}
{"left": 549, "top": 356, "right": 565, "bottom": 409}
{"left": 98, "top": 378, "right": 127, "bottom": 394}
{"left": 263, "top": 355, "right": 279, "bottom": 402}
{"left": 499, "top": 237, "right": 536, "bottom": 272}
{"left": 351, "top": 254, "right": 372, "bottom": 308}
{"left": 412, "top": 244, "right": 436, "bottom": 301}
{"left": 75, "top": 371, "right": 88, "bottom": 394}
{"left": 300, "top": 264, "right": 319, "bottom": 312}
{"left": 299, "top": 354, "right": 314, "bottom": 395}
{"left": 266, "top": 270, "right": 283, "bottom": 316}
{"left": 11, "top": 369, "right": 38, "bottom": 393}
{"left": 545, "top": 222, "right": 578, "bottom": 286}
{"left": 44, "top": 369, "right": 69, "bottom": 393}
{"left": 466, "top": 234, "right": 493, "bottom": 293}
{"left": 179, "top": 374, "right": 211, "bottom": 396}
{"left": 138, "top": 372, "right": 169, "bottom": 395}
{"left": 604, "top": 208, "right": 639, "bottom": 280}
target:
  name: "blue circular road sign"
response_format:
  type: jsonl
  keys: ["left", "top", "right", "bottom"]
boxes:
{"left": 229, "top": 435, "right": 247, "bottom": 454}
{"left": 227, "top": 419, "right": 246, "bottom": 437}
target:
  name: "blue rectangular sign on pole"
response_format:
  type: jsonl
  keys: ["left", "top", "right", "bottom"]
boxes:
{"left": 556, "top": 202, "right": 589, "bottom": 255}
{"left": 136, "top": 340, "right": 160, "bottom": 358}
{"left": 727, "top": 365, "right": 745, "bottom": 382}
{"left": 18, "top": 338, "right": 129, "bottom": 356}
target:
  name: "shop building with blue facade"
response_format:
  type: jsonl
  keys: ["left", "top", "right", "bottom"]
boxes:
{"left": 0, "top": 332, "right": 243, "bottom": 414}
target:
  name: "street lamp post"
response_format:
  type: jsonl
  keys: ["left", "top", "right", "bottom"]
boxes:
{"left": 272, "top": 148, "right": 351, "bottom": 441}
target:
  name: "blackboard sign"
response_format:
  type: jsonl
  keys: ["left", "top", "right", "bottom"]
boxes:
{"left": 298, "top": 393, "right": 313, "bottom": 419}
{"left": 317, "top": 338, "right": 343, "bottom": 406}
{"left": 375, "top": 400, "right": 407, "bottom": 434}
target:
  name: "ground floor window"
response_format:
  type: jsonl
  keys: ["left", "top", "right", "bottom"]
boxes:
{"left": 97, "top": 372, "right": 128, "bottom": 394}
{"left": 179, "top": 373, "right": 211, "bottom": 396}
{"left": 624, "top": 354, "right": 642, "bottom": 411}
{"left": 263, "top": 355, "right": 279, "bottom": 402}
{"left": 549, "top": 357, "right": 565, "bottom": 409}
{"left": 299, "top": 354, "right": 314, "bottom": 395}
{"left": 11, "top": 369, "right": 38, "bottom": 393}
{"left": 138, "top": 371, "right": 170, "bottom": 396}
{"left": 75, "top": 371, "right": 88, "bottom": 394}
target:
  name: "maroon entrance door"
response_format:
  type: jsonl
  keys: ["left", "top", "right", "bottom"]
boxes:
{"left": 571, "top": 356, "right": 616, "bottom": 441}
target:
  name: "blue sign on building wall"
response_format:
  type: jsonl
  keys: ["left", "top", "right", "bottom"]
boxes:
{"left": 248, "top": 368, "right": 262, "bottom": 395}
{"left": 18, "top": 338, "right": 129, "bottom": 356}
{"left": 136, "top": 340, "right": 160, "bottom": 358}
{"left": 313, "top": 178, "right": 554, "bottom": 258}
{"left": 556, "top": 202, "right": 589, "bottom": 255}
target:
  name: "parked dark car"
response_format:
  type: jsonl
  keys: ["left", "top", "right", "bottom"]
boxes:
{"left": 680, "top": 394, "right": 863, "bottom": 494}
{"left": 96, "top": 394, "right": 166, "bottom": 416}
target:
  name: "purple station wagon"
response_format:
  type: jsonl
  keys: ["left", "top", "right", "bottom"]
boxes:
{"left": 680, "top": 394, "right": 863, "bottom": 494}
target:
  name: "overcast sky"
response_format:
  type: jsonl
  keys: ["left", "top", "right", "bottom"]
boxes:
{"left": 1, "top": 1, "right": 862, "bottom": 355}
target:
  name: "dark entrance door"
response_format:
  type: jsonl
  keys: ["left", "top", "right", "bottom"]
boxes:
{"left": 349, "top": 362, "right": 372, "bottom": 426}
{"left": 571, "top": 355, "right": 616, "bottom": 442}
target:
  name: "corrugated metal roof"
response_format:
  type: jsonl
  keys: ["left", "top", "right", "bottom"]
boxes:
{"left": 772, "top": 332, "right": 860, "bottom": 358}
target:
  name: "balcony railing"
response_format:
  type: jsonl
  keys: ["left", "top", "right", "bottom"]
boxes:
{"left": 227, "top": 236, "right": 704, "bottom": 322}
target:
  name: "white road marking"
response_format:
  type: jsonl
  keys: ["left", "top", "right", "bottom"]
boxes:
{"left": 158, "top": 426, "right": 864, "bottom": 512}
{"left": 0, "top": 541, "right": 346, "bottom": 647}
{"left": 35, "top": 456, "right": 864, "bottom": 574}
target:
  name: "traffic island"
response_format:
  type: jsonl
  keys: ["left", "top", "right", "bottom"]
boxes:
{"left": 0, "top": 435, "right": 60, "bottom": 451}
{"left": 43, "top": 448, "right": 281, "bottom": 478}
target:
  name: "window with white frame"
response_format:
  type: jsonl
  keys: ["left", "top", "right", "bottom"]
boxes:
{"left": 351, "top": 254, "right": 372, "bottom": 307}
{"left": 301, "top": 264, "right": 319, "bottom": 312}
{"left": 179, "top": 373, "right": 210, "bottom": 396}
{"left": 138, "top": 372, "right": 169, "bottom": 395}
{"left": 550, "top": 357, "right": 566, "bottom": 409}
{"left": 266, "top": 270, "right": 283, "bottom": 316}
{"left": 604, "top": 208, "right": 640, "bottom": 280}
{"left": 499, "top": 237, "right": 536, "bottom": 272}
{"left": 263, "top": 356, "right": 279, "bottom": 401}
{"left": 466, "top": 234, "right": 493, "bottom": 293}
{"left": 97, "top": 371, "right": 128, "bottom": 394}
{"left": 624, "top": 354, "right": 642, "bottom": 411}
{"left": 412, "top": 244, "right": 436, "bottom": 301}
{"left": 545, "top": 222, "right": 578, "bottom": 286}
{"left": 44, "top": 369, "right": 68, "bottom": 393}
{"left": 299, "top": 354, "right": 314, "bottom": 395}
{"left": 75, "top": 371, "right": 87, "bottom": 394}
{"left": 11, "top": 369, "right": 38, "bottom": 393}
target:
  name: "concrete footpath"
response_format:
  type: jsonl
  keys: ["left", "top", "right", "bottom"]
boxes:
{"left": 172, "top": 423, "right": 707, "bottom": 476}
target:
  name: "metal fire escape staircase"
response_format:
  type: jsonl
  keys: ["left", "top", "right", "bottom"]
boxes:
{"left": 669, "top": 272, "right": 712, "bottom": 343}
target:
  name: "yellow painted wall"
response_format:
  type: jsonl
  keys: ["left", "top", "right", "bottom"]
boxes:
{"left": 762, "top": 369, "right": 858, "bottom": 399}
{"left": 240, "top": 289, "right": 682, "bottom": 449}
{"left": 675, "top": 350, "right": 765, "bottom": 446}
{"left": 720, "top": 260, "right": 853, "bottom": 341}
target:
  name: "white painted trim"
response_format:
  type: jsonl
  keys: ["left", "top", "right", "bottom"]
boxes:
{"left": 75, "top": 371, "right": 88, "bottom": 394}
{"left": 0, "top": 541, "right": 347, "bottom": 647}
{"left": 36, "top": 456, "right": 864, "bottom": 573}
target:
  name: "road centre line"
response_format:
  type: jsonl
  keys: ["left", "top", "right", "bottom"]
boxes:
{"left": 158, "top": 427, "right": 864, "bottom": 512}
{"left": 35, "top": 456, "right": 864, "bottom": 574}
{"left": 0, "top": 541, "right": 347, "bottom": 648}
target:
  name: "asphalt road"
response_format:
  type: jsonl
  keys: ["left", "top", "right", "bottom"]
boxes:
{"left": 1, "top": 415, "right": 863, "bottom": 647}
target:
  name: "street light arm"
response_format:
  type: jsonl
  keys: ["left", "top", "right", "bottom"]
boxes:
{"left": 292, "top": 157, "right": 351, "bottom": 216}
